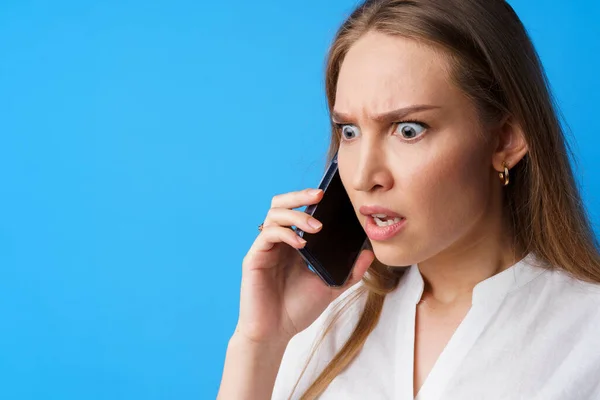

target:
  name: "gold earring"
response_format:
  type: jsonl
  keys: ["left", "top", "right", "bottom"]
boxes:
{"left": 499, "top": 162, "right": 510, "bottom": 186}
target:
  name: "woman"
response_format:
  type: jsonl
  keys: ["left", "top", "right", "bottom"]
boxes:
{"left": 218, "top": 0, "right": 600, "bottom": 399}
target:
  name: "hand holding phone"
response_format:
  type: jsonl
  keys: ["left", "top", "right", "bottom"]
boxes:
{"left": 236, "top": 180, "right": 374, "bottom": 346}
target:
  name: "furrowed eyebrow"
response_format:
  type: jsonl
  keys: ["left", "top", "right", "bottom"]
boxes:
{"left": 331, "top": 104, "right": 441, "bottom": 124}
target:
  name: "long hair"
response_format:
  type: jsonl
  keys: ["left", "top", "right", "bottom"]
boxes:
{"left": 291, "top": 0, "right": 600, "bottom": 398}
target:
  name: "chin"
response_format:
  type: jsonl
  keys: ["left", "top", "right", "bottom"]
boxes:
{"left": 369, "top": 241, "right": 416, "bottom": 267}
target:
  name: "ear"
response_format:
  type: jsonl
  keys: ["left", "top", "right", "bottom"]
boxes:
{"left": 491, "top": 115, "right": 529, "bottom": 172}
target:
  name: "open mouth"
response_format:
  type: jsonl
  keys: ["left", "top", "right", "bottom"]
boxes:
{"left": 364, "top": 214, "right": 407, "bottom": 241}
{"left": 371, "top": 214, "right": 405, "bottom": 227}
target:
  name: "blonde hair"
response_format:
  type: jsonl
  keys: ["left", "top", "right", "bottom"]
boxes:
{"left": 291, "top": 0, "right": 600, "bottom": 398}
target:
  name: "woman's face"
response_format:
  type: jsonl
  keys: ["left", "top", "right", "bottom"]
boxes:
{"left": 335, "top": 31, "right": 500, "bottom": 267}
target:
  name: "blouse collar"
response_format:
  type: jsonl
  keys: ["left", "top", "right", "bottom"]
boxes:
{"left": 400, "top": 252, "right": 545, "bottom": 307}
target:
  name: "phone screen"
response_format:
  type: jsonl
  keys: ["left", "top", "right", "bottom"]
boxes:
{"left": 296, "top": 156, "right": 367, "bottom": 287}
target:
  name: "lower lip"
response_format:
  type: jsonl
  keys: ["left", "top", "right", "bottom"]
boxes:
{"left": 364, "top": 216, "right": 407, "bottom": 241}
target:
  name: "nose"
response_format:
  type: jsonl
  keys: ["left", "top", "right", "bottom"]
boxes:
{"left": 350, "top": 142, "right": 394, "bottom": 193}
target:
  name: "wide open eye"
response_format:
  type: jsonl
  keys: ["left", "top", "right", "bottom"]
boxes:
{"left": 395, "top": 121, "right": 427, "bottom": 140}
{"left": 338, "top": 124, "right": 360, "bottom": 141}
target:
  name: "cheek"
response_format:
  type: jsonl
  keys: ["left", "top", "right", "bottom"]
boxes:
{"left": 405, "top": 137, "right": 490, "bottom": 235}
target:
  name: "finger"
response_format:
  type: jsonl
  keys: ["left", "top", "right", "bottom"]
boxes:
{"left": 263, "top": 208, "right": 323, "bottom": 233}
{"left": 249, "top": 225, "right": 306, "bottom": 254}
{"left": 270, "top": 188, "right": 323, "bottom": 210}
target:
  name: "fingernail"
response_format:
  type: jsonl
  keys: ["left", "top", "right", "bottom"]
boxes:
{"left": 309, "top": 189, "right": 322, "bottom": 196}
{"left": 308, "top": 218, "right": 322, "bottom": 229}
{"left": 297, "top": 236, "right": 307, "bottom": 245}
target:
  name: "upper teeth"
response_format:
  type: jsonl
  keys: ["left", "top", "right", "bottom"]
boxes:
{"left": 371, "top": 214, "right": 403, "bottom": 227}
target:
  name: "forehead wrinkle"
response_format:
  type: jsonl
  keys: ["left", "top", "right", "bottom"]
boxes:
{"left": 336, "top": 52, "right": 452, "bottom": 120}
{"left": 335, "top": 78, "right": 440, "bottom": 123}
{"left": 335, "top": 32, "right": 455, "bottom": 115}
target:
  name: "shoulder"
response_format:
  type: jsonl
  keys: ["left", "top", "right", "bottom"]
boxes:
{"left": 537, "top": 261, "right": 600, "bottom": 303}
{"left": 517, "top": 256, "right": 600, "bottom": 327}
{"left": 516, "top": 259, "right": 600, "bottom": 393}
{"left": 271, "top": 281, "right": 368, "bottom": 400}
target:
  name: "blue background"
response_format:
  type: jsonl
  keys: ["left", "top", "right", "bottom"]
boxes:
{"left": 1, "top": 0, "right": 598, "bottom": 398}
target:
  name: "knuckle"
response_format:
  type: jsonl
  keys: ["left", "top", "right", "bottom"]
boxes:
{"left": 270, "top": 194, "right": 282, "bottom": 208}
{"left": 266, "top": 207, "right": 280, "bottom": 217}
{"left": 264, "top": 224, "right": 281, "bottom": 236}
{"left": 242, "top": 252, "right": 252, "bottom": 265}
{"left": 263, "top": 210, "right": 278, "bottom": 225}
{"left": 261, "top": 223, "right": 272, "bottom": 232}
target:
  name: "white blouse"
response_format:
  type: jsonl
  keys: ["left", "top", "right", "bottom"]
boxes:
{"left": 272, "top": 253, "right": 600, "bottom": 399}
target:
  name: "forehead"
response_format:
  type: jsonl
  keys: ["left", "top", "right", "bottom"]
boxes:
{"left": 334, "top": 32, "right": 457, "bottom": 114}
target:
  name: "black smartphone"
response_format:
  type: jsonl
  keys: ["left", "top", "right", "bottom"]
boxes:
{"left": 295, "top": 152, "right": 368, "bottom": 287}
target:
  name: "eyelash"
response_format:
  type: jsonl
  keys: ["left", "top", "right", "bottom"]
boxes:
{"left": 334, "top": 120, "right": 430, "bottom": 142}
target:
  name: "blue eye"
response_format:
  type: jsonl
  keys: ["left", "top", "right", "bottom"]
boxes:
{"left": 395, "top": 121, "right": 427, "bottom": 140}
{"left": 338, "top": 124, "right": 360, "bottom": 141}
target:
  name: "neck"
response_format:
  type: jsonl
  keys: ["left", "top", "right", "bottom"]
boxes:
{"left": 417, "top": 215, "right": 526, "bottom": 307}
